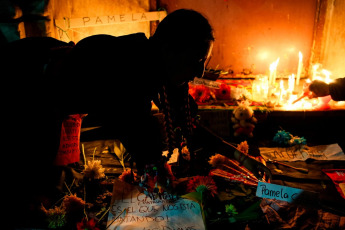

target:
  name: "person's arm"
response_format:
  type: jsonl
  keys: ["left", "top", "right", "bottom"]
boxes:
{"left": 329, "top": 78, "right": 345, "bottom": 101}
{"left": 309, "top": 78, "right": 345, "bottom": 101}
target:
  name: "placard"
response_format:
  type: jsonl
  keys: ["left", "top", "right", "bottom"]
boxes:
{"left": 107, "top": 180, "right": 205, "bottom": 230}
{"left": 55, "top": 11, "right": 167, "bottom": 30}
{"left": 256, "top": 182, "right": 304, "bottom": 203}
{"left": 54, "top": 114, "right": 86, "bottom": 166}
{"left": 193, "top": 77, "right": 221, "bottom": 89}
{"left": 259, "top": 144, "right": 345, "bottom": 162}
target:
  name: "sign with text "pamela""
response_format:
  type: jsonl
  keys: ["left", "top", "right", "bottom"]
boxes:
{"left": 55, "top": 11, "right": 167, "bottom": 30}
{"left": 256, "top": 182, "right": 305, "bottom": 203}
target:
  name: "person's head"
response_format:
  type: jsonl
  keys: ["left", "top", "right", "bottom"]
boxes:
{"left": 150, "top": 9, "right": 214, "bottom": 86}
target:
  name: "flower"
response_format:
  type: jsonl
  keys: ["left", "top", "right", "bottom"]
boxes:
{"left": 189, "top": 84, "right": 211, "bottom": 103}
{"left": 231, "top": 87, "right": 252, "bottom": 101}
{"left": 76, "top": 217, "right": 100, "bottom": 230}
{"left": 237, "top": 141, "right": 249, "bottom": 155}
{"left": 119, "top": 168, "right": 137, "bottom": 183}
{"left": 62, "top": 194, "right": 86, "bottom": 213}
{"left": 273, "top": 130, "right": 307, "bottom": 146}
{"left": 214, "top": 83, "right": 231, "bottom": 100}
{"left": 225, "top": 203, "right": 238, "bottom": 215}
{"left": 181, "top": 146, "right": 191, "bottom": 161}
{"left": 84, "top": 160, "right": 105, "bottom": 180}
{"left": 187, "top": 175, "right": 218, "bottom": 197}
{"left": 41, "top": 204, "right": 66, "bottom": 229}
{"left": 208, "top": 154, "right": 226, "bottom": 167}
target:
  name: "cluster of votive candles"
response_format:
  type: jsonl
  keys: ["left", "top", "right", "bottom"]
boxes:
{"left": 252, "top": 51, "right": 334, "bottom": 109}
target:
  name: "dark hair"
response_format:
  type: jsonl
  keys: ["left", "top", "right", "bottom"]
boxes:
{"left": 151, "top": 9, "right": 214, "bottom": 54}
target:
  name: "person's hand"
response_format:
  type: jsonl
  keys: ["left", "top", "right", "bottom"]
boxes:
{"left": 308, "top": 80, "right": 330, "bottom": 98}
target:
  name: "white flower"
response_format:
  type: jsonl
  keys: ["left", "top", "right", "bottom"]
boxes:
{"left": 231, "top": 87, "right": 252, "bottom": 100}
{"left": 83, "top": 160, "right": 105, "bottom": 179}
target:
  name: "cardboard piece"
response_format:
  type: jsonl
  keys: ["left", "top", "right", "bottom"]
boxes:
{"left": 259, "top": 144, "right": 345, "bottom": 162}
{"left": 54, "top": 114, "right": 86, "bottom": 166}
{"left": 107, "top": 180, "right": 205, "bottom": 230}
{"left": 256, "top": 181, "right": 304, "bottom": 203}
{"left": 55, "top": 11, "right": 167, "bottom": 29}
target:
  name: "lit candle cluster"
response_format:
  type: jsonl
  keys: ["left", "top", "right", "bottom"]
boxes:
{"left": 255, "top": 51, "right": 303, "bottom": 105}
{"left": 252, "top": 52, "right": 343, "bottom": 110}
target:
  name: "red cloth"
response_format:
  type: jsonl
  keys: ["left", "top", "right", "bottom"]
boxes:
{"left": 323, "top": 169, "right": 345, "bottom": 199}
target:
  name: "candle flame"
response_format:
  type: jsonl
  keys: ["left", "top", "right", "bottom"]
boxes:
{"left": 311, "top": 63, "right": 333, "bottom": 84}
{"left": 269, "top": 58, "right": 280, "bottom": 71}
{"left": 321, "top": 69, "right": 332, "bottom": 84}
{"left": 298, "top": 51, "right": 303, "bottom": 61}
{"left": 280, "top": 79, "right": 284, "bottom": 89}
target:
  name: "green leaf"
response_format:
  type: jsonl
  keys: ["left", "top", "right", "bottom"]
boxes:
{"left": 181, "top": 192, "right": 202, "bottom": 204}
{"left": 239, "top": 199, "right": 261, "bottom": 215}
{"left": 234, "top": 212, "right": 261, "bottom": 222}
{"left": 232, "top": 200, "right": 263, "bottom": 222}
{"left": 114, "top": 140, "right": 127, "bottom": 170}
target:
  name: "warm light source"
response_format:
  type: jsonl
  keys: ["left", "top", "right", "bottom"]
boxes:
{"left": 269, "top": 58, "right": 280, "bottom": 86}
{"left": 288, "top": 74, "right": 295, "bottom": 93}
{"left": 321, "top": 69, "right": 332, "bottom": 84}
{"left": 257, "top": 50, "right": 269, "bottom": 60}
{"left": 311, "top": 64, "right": 333, "bottom": 84}
{"left": 296, "top": 51, "right": 303, "bottom": 86}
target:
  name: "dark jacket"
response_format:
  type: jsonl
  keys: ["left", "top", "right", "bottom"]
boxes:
{"left": 329, "top": 77, "right": 345, "bottom": 101}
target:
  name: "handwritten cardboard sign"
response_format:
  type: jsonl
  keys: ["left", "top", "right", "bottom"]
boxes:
{"left": 193, "top": 77, "right": 221, "bottom": 89}
{"left": 54, "top": 114, "right": 86, "bottom": 166}
{"left": 107, "top": 180, "right": 205, "bottom": 230}
{"left": 259, "top": 144, "right": 345, "bottom": 162}
{"left": 55, "top": 11, "right": 167, "bottom": 30}
{"left": 256, "top": 182, "right": 305, "bottom": 203}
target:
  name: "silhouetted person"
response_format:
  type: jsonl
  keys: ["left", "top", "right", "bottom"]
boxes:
{"left": 3, "top": 9, "right": 270, "bottom": 228}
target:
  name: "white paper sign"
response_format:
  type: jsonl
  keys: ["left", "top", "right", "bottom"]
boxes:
{"left": 256, "top": 181, "right": 304, "bottom": 203}
{"left": 107, "top": 180, "right": 205, "bottom": 230}
{"left": 193, "top": 77, "right": 221, "bottom": 89}
{"left": 162, "top": 148, "right": 179, "bottom": 164}
{"left": 259, "top": 143, "right": 345, "bottom": 162}
{"left": 55, "top": 11, "right": 167, "bottom": 30}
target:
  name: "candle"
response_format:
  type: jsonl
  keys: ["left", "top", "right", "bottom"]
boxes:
{"left": 312, "top": 64, "right": 319, "bottom": 81}
{"left": 321, "top": 69, "right": 332, "bottom": 83}
{"left": 278, "top": 79, "right": 284, "bottom": 105}
{"left": 269, "top": 58, "right": 280, "bottom": 86}
{"left": 296, "top": 51, "right": 303, "bottom": 86}
{"left": 288, "top": 74, "right": 295, "bottom": 93}
{"left": 273, "top": 58, "right": 280, "bottom": 85}
{"left": 252, "top": 76, "right": 269, "bottom": 101}
{"left": 269, "top": 67, "right": 273, "bottom": 86}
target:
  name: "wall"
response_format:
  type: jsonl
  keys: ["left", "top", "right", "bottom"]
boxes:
{"left": 0, "top": 0, "right": 153, "bottom": 44}
{"left": 159, "top": 0, "right": 317, "bottom": 76}
{"left": 318, "top": 0, "right": 345, "bottom": 78}
{"left": 5, "top": 0, "right": 345, "bottom": 78}
{"left": 47, "top": 0, "right": 150, "bottom": 43}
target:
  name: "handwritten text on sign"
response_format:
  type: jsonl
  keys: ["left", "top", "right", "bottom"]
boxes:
{"left": 55, "top": 11, "right": 167, "bottom": 29}
{"left": 54, "top": 114, "right": 86, "bottom": 166}
{"left": 256, "top": 182, "right": 304, "bottom": 203}
{"left": 107, "top": 180, "right": 205, "bottom": 230}
{"left": 259, "top": 144, "right": 345, "bottom": 162}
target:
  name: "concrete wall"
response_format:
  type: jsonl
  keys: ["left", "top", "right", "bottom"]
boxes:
{"left": 47, "top": 0, "right": 150, "bottom": 42}
{"left": 319, "top": 0, "right": 345, "bottom": 78}
{"left": 2, "top": 0, "right": 345, "bottom": 78}
{"left": 159, "top": 0, "right": 317, "bottom": 75}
